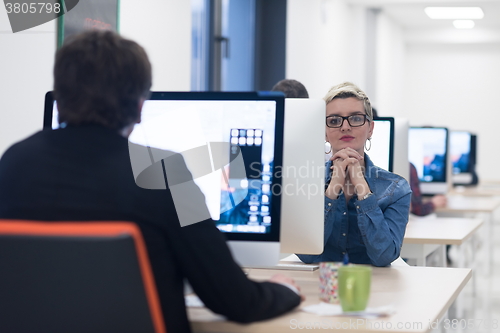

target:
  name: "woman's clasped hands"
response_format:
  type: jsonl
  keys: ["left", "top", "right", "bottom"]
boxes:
{"left": 325, "top": 148, "right": 370, "bottom": 200}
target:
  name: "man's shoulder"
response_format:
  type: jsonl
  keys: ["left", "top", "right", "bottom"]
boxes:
{"left": 1, "top": 130, "right": 47, "bottom": 160}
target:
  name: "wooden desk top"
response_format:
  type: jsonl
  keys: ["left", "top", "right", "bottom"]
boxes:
{"left": 188, "top": 266, "right": 471, "bottom": 333}
{"left": 436, "top": 195, "right": 500, "bottom": 213}
{"left": 404, "top": 217, "right": 483, "bottom": 245}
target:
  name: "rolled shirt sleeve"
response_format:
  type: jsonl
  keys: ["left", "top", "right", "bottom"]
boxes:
{"left": 354, "top": 181, "right": 411, "bottom": 266}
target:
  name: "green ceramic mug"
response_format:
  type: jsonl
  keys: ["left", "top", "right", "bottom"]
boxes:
{"left": 338, "top": 265, "right": 372, "bottom": 312}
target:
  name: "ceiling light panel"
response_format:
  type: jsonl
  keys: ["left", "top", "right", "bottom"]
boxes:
{"left": 453, "top": 20, "right": 475, "bottom": 29}
{"left": 425, "top": 7, "right": 484, "bottom": 20}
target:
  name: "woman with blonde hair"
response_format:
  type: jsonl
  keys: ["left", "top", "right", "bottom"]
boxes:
{"left": 298, "top": 82, "right": 411, "bottom": 266}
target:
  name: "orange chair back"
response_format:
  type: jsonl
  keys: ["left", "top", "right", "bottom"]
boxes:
{"left": 0, "top": 220, "right": 166, "bottom": 333}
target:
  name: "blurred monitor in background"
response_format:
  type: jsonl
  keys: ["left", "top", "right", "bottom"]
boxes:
{"left": 450, "top": 131, "right": 478, "bottom": 186}
{"left": 408, "top": 127, "right": 449, "bottom": 195}
{"left": 365, "top": 117, "right": 394, "bottom": 173}
{"left": 366, "top": 108, "right": 410, "bottom": 182}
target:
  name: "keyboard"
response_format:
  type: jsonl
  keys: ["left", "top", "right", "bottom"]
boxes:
{"left": 244, "top": 263, "right": 319, "bottom": 271}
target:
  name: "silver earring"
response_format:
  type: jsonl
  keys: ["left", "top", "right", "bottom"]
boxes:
{"left": 325, "top": 141, "right": 332, "bottom": 154}
{"left": 365, "top": 138, "right": 372, "bottom": 151}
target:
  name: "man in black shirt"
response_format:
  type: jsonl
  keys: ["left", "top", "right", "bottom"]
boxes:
{"left": 0, "top": 30, "right": 302, "bottom": 333}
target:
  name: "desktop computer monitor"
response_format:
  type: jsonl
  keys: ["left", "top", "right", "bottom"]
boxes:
{"left": 450, "top": 131, "right": 478, "bottom": 185}
{"left": 408, "top": 127, "right": 450, "bottom": 195}
{"left": 44, "top": 91, "right": 285, "bottom": 267}
{"left": 470, "top": 134, "right": 478, "bottom": 184}
{"left": 366, "top": 117, "right": 394, "bottom": 172}
{"left": 280, "top": 98, "right": 325, "bottom": 255}
{"left": 366, "top": 117, "right": 410, "bottom": 183}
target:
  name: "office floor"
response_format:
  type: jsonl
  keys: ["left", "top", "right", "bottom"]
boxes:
{"left": 436, "top": 222, "right": 500, "bottom": 333}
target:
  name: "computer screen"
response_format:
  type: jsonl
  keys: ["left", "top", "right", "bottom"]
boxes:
{"left": 450, "top": 131, "right": 471, "bottom": 174}
{"left": 366, "top": 117, "right": 394, "bottom": 172}
{"left": 44, "top": 91, "right": 285, "bottom": 267}
{"left": 450, "top": 131, "right": 477, "bottom": 185}
{"left": 43, "top": 93, "right": 59, "bottom": 130}
{"left": 408, "top": 127, "right": 449, "bottom": 194}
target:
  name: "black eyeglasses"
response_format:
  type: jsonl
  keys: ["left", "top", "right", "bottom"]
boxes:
{"left": 326, "top": 114, "right": 370, "bottom": 128}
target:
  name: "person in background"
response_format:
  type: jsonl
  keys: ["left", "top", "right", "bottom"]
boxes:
{"left": 409, "top": 163, "right": 450, "bottom": 264}
{"left": 271, "top": 79, "right": 309, "bottom": 98}
{"left": 297, "top": 82, "right": 411, "bottom": 267}
{"left": 0, "top": 31, "right": 302, "bottom": 333}
{"left": 409, "top": 163, "right": 447, "bottom": 216}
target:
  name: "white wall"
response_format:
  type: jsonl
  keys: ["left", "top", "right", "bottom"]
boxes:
{"left": 120, "top": 0, "right": 191, "bottom": 91}
{"left": 286, "top": 0, "right": 367, "bottom": 99}
{"left": 0, "top": 10, "right": 56, "bottom": 155}
{"left": 0, "top": 0, "right": 191, "bottom": 156}
{"left": 286, "top": 1, "right": 500, "bottom": 181}
{"left": 286, "top": 1, "right": 405, "bottom": 109}
{"left": 403, "top": 43, "right": 500, "bottom": 181}
{"left": 375, "top": 11, "right": 405, "bottom": 117}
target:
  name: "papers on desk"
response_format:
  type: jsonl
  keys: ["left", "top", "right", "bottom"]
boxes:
{"left": 185, "top": 294, "right": 205, "bottom": 307}
{"left": 302, "top": 302, "right": 395, "bottom": 318}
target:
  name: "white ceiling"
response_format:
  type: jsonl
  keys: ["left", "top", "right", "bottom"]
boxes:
{"left": 347, "top": 0, "right": 500, "bottom": 40}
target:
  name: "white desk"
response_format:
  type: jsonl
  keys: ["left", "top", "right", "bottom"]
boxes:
{"left": 188, "top": 266, "right": 472, "bottom": 333}
{"left": 437, "top": 195, "right": 500, "bottom": 214}
{"left": 451, "top": 183, "right": 500, "bottom": 197}
{"left": 401, "top": 216, "right": 483, "bottom": 267}
{"left": 451, "top": 187, "right": 500, "bottom": 197}
{"left": 436, "top": 195, "right": 500, "bottom": 274}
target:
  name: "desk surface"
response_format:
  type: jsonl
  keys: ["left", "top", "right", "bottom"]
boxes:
{"left": 451, "top": 183, "right": 500, "bottom": 197}
{"left": 404, "top": 217, "right": 483, "bottom": 245}
{"left": 188, "top": 266, "right": 471, "bottom": 333}
{"left": 436, "top": 195, "right": 500, "bottom": 213}
{"left": 451, "top": 187, "right": 500, "bottom": 197}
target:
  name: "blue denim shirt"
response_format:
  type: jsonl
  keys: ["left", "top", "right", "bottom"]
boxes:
{"left": 297, "top": 155, "right": 411, "bottom": 267}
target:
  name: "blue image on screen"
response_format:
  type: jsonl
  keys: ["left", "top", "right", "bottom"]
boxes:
{"left": 409, "top": 127, "right": 448, "bottom": 183}
{"left": 423, "top": 154, "right": 446, "bottom": 182}
{"left": 450, "top": 131, "right": 471, "bottom": 174}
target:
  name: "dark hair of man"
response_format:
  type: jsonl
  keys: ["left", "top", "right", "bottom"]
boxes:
{"left": 271, "top": 79, "right": 309, "bottom": 98}
{"left": 53, "top": 30, "right": 152, "bottom": 130}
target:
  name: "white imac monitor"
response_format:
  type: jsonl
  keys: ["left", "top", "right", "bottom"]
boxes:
{"left": 280, "top": 98, "right": 325, "bottom": 255}
{"left": 393, "top": 118, "right": 410, "bottom": 182}
{"left": 365, "top": 117, "right": 394, "bottom": 172}
{"left": 43, "top": 91, "right": 285, "bottom": 268}
{"left": 450, "top": 131, "right": 477, "bottom": 186}
{"left": 408, "top": 127, "right": 450, "bottom": 195}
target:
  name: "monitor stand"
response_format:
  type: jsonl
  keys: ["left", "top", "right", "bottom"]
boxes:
{"left": 453, "top": 173, "right": 473, "bottom": 185}
{"left": 227, "top": 240, "right": 280, "bottom": 268}
{"left": 228, "top": 243, "right": 319, "bottom": 271}
{"left": 421, "top": 182, "right": 448, "bottom": 195}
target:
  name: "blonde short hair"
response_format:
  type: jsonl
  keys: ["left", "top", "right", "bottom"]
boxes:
{"left": 323, "top": 82, "right": 373, "bottom": 121}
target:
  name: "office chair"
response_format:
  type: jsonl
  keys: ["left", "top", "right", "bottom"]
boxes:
{"left": 0, "top": 220, "right": 166, "bottom": 333}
